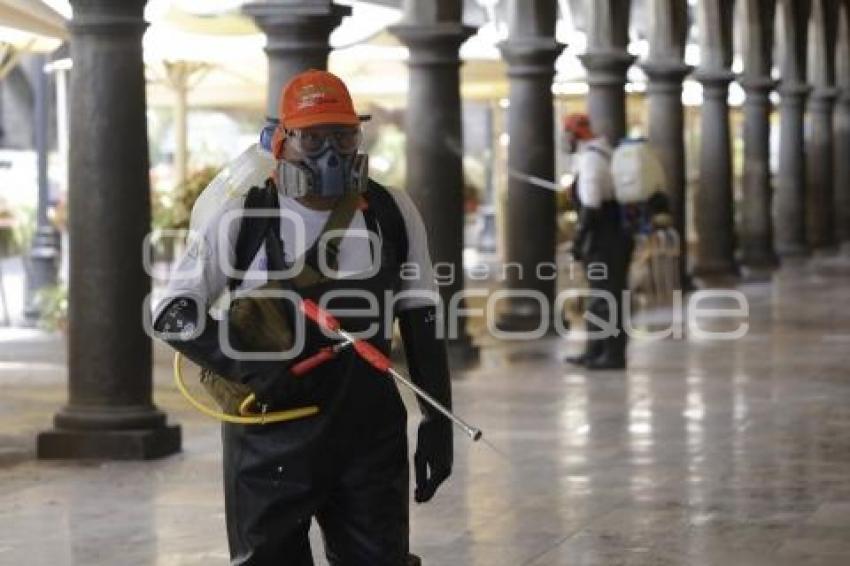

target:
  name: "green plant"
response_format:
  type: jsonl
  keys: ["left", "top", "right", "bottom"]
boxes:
{"left": 151, "top": 166, "right": 220, "bottom": 232}
{"left": 151, "top": 189, "right": 177, "bottom": 232}
{"left": 35, "top": 283, "right": 68, "bottom": 333}
{"left": 0, "top": 205, "right": 35, "bottom": 257}
{"left": 165, "top": 166, "right": 221, "bottom": 232}
{"left": 0, "top": 209, "right": 14, "bottom": 257}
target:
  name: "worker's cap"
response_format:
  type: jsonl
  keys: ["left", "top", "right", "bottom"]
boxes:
{"left": 563, "top": 113, "right": 593, "bottom": 141}
{"left": 278, "top": 69, "right": 370, "bottom": 130}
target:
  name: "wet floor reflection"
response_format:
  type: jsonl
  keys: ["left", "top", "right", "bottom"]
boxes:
{"left": 2, "top": 261, "right": 850, "bottom": 564}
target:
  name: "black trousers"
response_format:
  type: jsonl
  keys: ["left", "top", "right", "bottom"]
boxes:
{"left": 222, "top": 361, "right": 410, "bottom": 566}
{"left": 582, "top": 204, "right": 635, "bottom": 361}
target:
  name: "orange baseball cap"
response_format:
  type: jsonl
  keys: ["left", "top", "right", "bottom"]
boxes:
{"left": 278, "top": 69, "right": 367, "bottom": 129}
{"left": 271, "top": 69, "right": 369, "bottom": 158}
{"left": 563, "top": 113, "right": 593, "bottom": 141}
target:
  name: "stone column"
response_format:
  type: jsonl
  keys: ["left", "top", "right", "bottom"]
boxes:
{"left": 805, "top": 0, "right": 838, "bottom": 249}
{"left": 243, "top": 0, "right": 351, "bottom": 117}
{"left": 496, "top": 0, "right": 564, "bottom": 331}
{"left": 38, "top": 0, "right": 181, "bottom": 459}
{"left": 693, "top": 0, "right": 738, "bottom": 278}
{"left": 578, "top": 0, "right": 635, "bottom": 144}
{"left": 835, "top": 2, "right": 850, "bottom": 246}
{"left": 806, "top": 89, "right": 838, "bottom": 248}
{"left": 740, "top": 77, "right": 778, "bottom": 269}
{"left": 389, "top": 1, "right": 478, "bottom": 362}
{"left": 774, "top": 0, "right": 811, "bottom": 257}
{"left": 640, "top": 0, "right": 691, "bottom": 283}
{"left": 739, "top": 0, "right": 779, "bottom": 270}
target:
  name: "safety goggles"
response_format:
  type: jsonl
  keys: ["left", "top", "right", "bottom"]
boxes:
{"left": 286, "top": 126, "right": 363, "bottom": 157}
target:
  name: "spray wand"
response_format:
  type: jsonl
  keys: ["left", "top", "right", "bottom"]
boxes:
{"left": 299, "top": 299, "right": 484, "bottom": 442}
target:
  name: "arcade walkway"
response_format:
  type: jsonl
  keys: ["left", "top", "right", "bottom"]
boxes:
{"left": 1, "top": 256, "right": 850, "bottom": 565}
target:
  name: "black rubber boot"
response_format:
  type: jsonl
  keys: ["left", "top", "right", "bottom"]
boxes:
{"left": 564, "top": 352, "right": 593, "bottom": 366}
{"left": 564, "top": 354, "right": 588, "bottom": 366}
{"left": 565, "top": 334, "right": 605, "bottom": 366}
{"left": 584, "top": 350, "right": 626, "bottom": 370}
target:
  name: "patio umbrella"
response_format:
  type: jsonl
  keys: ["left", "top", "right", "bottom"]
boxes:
{"left": 0, "top": 0, "right": 66, "bottom": 78}
{"left": 0, "top": 0, "right": 66, "bottom": 41}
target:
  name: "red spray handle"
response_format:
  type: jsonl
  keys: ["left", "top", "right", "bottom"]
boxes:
{"left": 290, "top": 347, "right": 336, "bottom": 377}
{"left": 300, "top": 299, "right": 341, "bottom": 332}
{"left": 353, "top": 339, "right": 392, "bottom": 373}
{"left": 300, "top": 299, "right": 392, "bottom": 373}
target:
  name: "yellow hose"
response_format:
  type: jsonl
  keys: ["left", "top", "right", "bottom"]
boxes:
{"left": 173, "top": 352, "right": 319, "bottom": 425}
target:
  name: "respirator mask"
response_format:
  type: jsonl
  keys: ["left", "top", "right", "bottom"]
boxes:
{"left": 269, "top": 124, "right": 368, "bottom": 198}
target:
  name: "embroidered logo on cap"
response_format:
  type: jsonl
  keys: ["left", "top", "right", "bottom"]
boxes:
{"left": 297, "top": 84, "right": 339, "bottom": 109}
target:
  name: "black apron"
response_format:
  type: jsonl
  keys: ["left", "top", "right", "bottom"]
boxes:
{"left": 222, "top": 205, "right": 410, "bottom": 566}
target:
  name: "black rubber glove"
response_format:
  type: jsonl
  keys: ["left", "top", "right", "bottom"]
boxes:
{"left": 414, "top": 417, "right": 452, "bottom": 503}
{"left": 154, "top": 296, "right": 292, "bottom": 405}
{"left": 398, "top": 306, "right": 453, "bottom": 503}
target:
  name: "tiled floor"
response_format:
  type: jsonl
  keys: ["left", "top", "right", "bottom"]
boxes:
{"left": 1, "top": 255, "right": 850, "bottom": 565}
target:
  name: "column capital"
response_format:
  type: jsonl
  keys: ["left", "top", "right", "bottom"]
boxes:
{"left": 808, "top": 87, "right": 840, "bottom": 112}
{"left": 641, "top": 60, "right": 692, "bottom": 84}
{"left": 68, "top": 0, "right": 147, "bottom": 35}
{"left": 243, "top": 1, "right": 351, "bottom": 55}
{"left": 579, "top": 50, "right": 635, "bottom": 86}
{"left": 389, "top": 22, "right": 475, "bottom": 66}
{"left": 498, "top": 38, "right": 564, "bottom": 77}
{"left": 837, "top": 88, "right": 850, "bottom": 104}
{"left": 693, "top": 68, "right": 736, "bottom": 89}
{"left": 810, "top": 86, "right": 840, "bottom": 102}
{"left": 777, "top": 81, "right": 813, "bottom": 101}
{"left": 242, "top": 0, "right": 351, "bottom": 21}
{"left": 739, "top": 76, "right": 778, "bottom": 97}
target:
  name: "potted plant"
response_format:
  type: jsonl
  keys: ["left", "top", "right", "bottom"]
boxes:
{"left": 151, "top": 165, "right": 220, "bottom": 262}
{"left": 35, "top": 283, "right": 68, "bottom": 335}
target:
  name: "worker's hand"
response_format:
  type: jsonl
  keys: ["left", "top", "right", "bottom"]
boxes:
{"left": 414, "top": 417, "right": 453, "bottom": 503}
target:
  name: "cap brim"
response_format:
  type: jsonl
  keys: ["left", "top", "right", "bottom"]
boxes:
{"left": 284, "top": 113, "right": 364, "bottom": 129}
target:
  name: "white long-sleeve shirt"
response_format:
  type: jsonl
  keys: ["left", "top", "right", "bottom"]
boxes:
{"left": 155, "top": 186, "right": 438, "bottom": 319}
{"left": 576, "top": 137, "right": 615, "bottom": 209}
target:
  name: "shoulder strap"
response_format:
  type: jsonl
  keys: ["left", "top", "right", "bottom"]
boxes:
{"left": 228, "top": 179, "right": 279, "bottom": 291}
{"left": 230, "top": 180, "right": 409, "bottom": 291}
{"left": 587, "top": 143, "right": 612, "bottom": 161}
{"left": 301, "top": 191, "right": 361, "bottom": 274}
{"left": 364, "top": 180, "right": 409, "bottom": 267}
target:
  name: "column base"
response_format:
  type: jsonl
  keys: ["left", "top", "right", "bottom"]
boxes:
{"left": 37, "top": 425, "right": 181, "bottom": 460}
{"left": 495, "top": 310, "right": 537, "bottom": 333}
{"left": 447, "top": 334, "right": 480, "bottom": 370}
{"left": 692, "top": 273, "right": 740, "bottom": 289}
{"left": 810, "top": 245, "right": 841, "bottom": 258}
{"left": 776, "top": 242, "right": 810, "bottom": 258}
{"left": 777, "top": 255, "right": 810, "bottom": 272}
{"left": 740, "top": 265, "right": 775, "bottom": 283}
{"left": 740, "top": 252, "right": 779, "bottom": 272}
{"left": 494, "top": 309, "right": 560, "bottom": 336}
{"left": 692, "top": 259, "right": 738, "bottom": 280}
